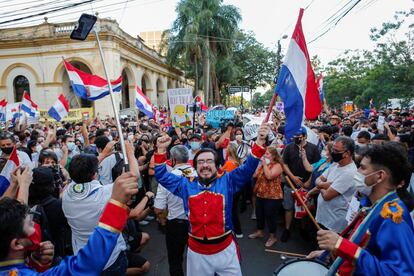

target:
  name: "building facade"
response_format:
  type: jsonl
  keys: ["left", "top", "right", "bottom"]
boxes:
{"left": 0, "top": 18, "right": 191, "bottom": 117}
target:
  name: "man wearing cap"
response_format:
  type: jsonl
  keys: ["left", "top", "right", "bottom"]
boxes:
{"left": 281, "top": 127, "right": 320, "bottom": 242}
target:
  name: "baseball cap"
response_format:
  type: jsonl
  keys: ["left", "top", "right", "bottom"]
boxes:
{"left": 294, "top": 126, "right": 307, "bottom": 137}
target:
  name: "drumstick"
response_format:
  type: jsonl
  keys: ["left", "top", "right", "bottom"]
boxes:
{"left": 265, "top": 249, "right": 307, "bottom": 258}
{"left": 285, "top": 175, "right": 322, "bottom": 231}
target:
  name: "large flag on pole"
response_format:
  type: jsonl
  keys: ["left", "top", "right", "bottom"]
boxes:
{"left": 48, "top": 94, "right": 70, "bottom": 121}
{"left": 135, "top": 85, "right": 154, "bottom": 118}
{"left": 0, "top": 146, "right": 19, "bottom": 196}
{"left": 21, "top": 91, "right": 38, "bottom": 117}
{"left": 63, "top": 60, "right": 122, "bottom": 101}
{"left": 276, "top": 8, "right": 321, "bottom": 141}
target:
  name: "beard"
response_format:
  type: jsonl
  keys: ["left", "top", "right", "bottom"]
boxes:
{"left": 198, "top": 171, "right": 218, "bottom": 187}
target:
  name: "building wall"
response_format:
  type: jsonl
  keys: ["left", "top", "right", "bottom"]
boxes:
{"left": 0, "top": 19, "right": 191, "bottom": 117}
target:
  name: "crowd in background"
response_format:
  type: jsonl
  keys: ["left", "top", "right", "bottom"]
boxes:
{"left": 1, "top": 104, "right": 414, "bottom": 275}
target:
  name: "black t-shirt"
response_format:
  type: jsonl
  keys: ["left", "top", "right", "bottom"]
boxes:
{"left": 282, "top": 142, "right": 321, "bottom": 182}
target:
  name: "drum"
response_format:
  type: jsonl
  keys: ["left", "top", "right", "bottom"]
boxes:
{"left": 274, "top": 259, "right": 329, "bottom": 276}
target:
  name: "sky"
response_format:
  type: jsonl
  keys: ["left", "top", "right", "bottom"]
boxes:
{"left": 3, "top": 0, "right": 413, "bottom": 97}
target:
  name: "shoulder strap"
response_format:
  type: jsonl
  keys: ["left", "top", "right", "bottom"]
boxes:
{"left": 114, "top": 152, "right": 121, "bottom": 162}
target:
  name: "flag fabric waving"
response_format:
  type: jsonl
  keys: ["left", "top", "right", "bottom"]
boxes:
{"left": 0, "top": 99, "right": 7, "bottom": 121}
{"left": 63, "top": 60, "right": 122, "bottom": 101}
{"left": 276, "top": 8, "right": 322, "bottom": 141}
{"left": 21, "top": 91, "right": 38, "bottom": 117}
{"left": 196, "top": 95, "right": 208, "bottom": 111}
{"left": 316, "top": 73, "right": 325, "bottom": 103}
{"left": 135, "top": 85, "right": 154, "bottom": 118}
{"left": 48, "top": 94, "right": 70, "bottom": 121}
{"left": 0, "top": 146, "right": 19, "bottom": 196}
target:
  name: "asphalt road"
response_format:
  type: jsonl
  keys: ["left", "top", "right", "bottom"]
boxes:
{"left": 139, "top": 205, "right": 318, "bottom": 276}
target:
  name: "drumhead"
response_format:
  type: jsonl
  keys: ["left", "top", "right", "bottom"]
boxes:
{"left": 274, "top": 259, "right": 329, "bottom": 276}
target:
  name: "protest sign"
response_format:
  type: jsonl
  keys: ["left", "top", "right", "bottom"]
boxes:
{"left": 168, "top": 88, "right": 193, "bottom": 128}
{"left": 206, "top": 109, "right": 235, "bottom": 128}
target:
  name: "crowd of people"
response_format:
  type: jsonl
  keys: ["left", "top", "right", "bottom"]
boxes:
{"left": 0, "top": 105, "right": 414, "bottom": 275}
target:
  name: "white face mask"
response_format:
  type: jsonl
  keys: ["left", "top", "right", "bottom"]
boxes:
{"left": 235, "top": 134, "right": 243, "bottom": 142}
{"left": 265, "top": 158, "right": 271, "bottom": 165}
{"left": 36, "top": 144, "right": 42, "bottom": 153}
{"left": 360, "top": 127, "right": 369, "bottom": 132}
{"left": 107, "top": 135, "right": 113, "bottom": 141}
{"left": 354, "top": 171, "right": 380, "bottom": 196}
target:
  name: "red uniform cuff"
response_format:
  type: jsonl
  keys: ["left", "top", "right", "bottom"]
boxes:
{"left": 335, "top": 237, "right": 362, "bottom": 261}
{"left": 154, "top": 152, "right": 167, "bottom": 164}
{"left": 251, "top": 143, "right": 266, "bottom": 158}
{"left": 98, "top": 199, "right": 129, "bottom": 233}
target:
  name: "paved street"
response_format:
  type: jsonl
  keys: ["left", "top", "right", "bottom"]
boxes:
{"left": 139, "top": 205, "right": 317, "bottom": 275}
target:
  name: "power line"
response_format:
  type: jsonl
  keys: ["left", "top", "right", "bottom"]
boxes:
{"left": 0, "top": 0, "right": 71, "bottom": 18}
{"left": 0, "top": 0, "right": 98, "bottom": 25}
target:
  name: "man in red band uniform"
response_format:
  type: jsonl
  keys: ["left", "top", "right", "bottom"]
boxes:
{"left": 154, "top": 124, "right": 270, "bottom": 275}
{"left": 0, "top": 170, "right": 139, "bottom": 275}
{"left": 308, "top": 143, "right": 414, "bottom": 275}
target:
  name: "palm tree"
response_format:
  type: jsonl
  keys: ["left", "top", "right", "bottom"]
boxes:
{"left": 167, "top": 0, "right": 241, "bottom": 105}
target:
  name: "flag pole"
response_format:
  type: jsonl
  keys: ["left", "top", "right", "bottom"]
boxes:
{"left": 93, "top": 27, "right": 129, "bottom": 170}
{"left": 264, "top": 93, "right": 277, "bottom": 123}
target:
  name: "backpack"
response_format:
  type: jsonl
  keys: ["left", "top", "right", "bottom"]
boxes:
{"left": 111, "top": 152, "right": 124, "bottom": 182}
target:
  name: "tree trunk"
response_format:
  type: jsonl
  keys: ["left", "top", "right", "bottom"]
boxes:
{"left": 211, "top": 66, "right": 220, "bottom": 104}
{"left": 194, "top": 55, "right": 198, "bottom": 97}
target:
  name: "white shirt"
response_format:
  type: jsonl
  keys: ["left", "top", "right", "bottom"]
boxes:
{"left": 98, "top": 153, "right": 122, "bottom": 185}
{"left": 62, "top": 179, "right": 126, "bottom": 269}
{"left": 17, "top": 150, "right": 33, "bottom": 170}
{"left": 316, "top": 162, "right": 357, "bottom": 233}
{"left": 154, "top": 164, "right": 197, "bottom": 220}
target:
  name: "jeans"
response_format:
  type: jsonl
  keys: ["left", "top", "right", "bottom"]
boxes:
{"left": 166, "top": 219, "right": 189, "bottom": 276}
{"left": 101, "top": 250, "right": 128, "bottom": 276}
{"left": 256, "top": 197, "right": 282, "bottom": 234}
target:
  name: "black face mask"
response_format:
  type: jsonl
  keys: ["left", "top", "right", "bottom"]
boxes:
{"left": 331, "top": 152, "right": 344, "bottom": 163}
{"left": 2, "top": 146, "right": 13, "bottom": 155}
{"left": 294, "top": 137, "right": 302, "bottom": 145}
{"left": 199, "top": 172, "right": 217, "bottom": 187}
{"left": 181, "top": 138, "right": 188, "bottom": 144}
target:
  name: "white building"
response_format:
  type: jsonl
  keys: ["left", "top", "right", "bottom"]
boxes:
{"left": 0, "top": 18, "right": 191, "bottom": 118}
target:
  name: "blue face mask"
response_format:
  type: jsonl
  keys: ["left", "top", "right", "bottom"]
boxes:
{"left": 67, "top": 142, "right": 76, "bottom": 152}
{"left": 190, "top": 141, "right": 201, "bottom": 151}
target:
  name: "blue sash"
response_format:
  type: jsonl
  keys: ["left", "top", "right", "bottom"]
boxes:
{"left": 327, "top": 191, "right": 399, "bottom": 275}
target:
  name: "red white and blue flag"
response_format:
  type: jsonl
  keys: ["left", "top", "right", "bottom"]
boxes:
{"left": 135, "top": 85, "right": 154, "bottom": 118}
{"left": 0, "top": 99, "right": 7, "bottom": 121}
{"left": 63, "top": 60, "right": 122, "bottom": 101}
{"left": 316, "top": 73, "right": 325, "bottom": 103}
{"left": 0, "top": 146, "right": 19, "bottom": 196}
{"left": 276, "top": 8, "right": 322, "bottom": 141}
{"left": 21, "top": 91, "right": 38, "bottom": 117}
{"left": 196, "top": 95, "right": 208, "bottom": 111}
{"left": 48, "top": 94, "right": 70, "bottom": 121}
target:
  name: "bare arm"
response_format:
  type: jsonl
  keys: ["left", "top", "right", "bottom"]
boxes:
{"left": 262, "top": 161, "right": 283, "bottom": 180}
{"left": 301, "top": 148, "right": 313, "bottom": 172}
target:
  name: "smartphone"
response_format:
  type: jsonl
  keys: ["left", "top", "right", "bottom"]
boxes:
{"left": 70, "top": 14, "right": 97, "bottom": 41}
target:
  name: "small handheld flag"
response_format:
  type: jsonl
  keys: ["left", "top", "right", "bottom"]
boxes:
{"left": 21, "top": 91, "right": 38, "bottom": 117}
{"left": 135, "top": 85, "right": 154, "bottom": 118}
{"left": 0, "top": 99, "right": 7, "bottom": 121}
{"left": 0, "top": 146, "right": 19, "bottom": 196}
{"left": 48, "top": 94, "right": 70, "bottom": 121}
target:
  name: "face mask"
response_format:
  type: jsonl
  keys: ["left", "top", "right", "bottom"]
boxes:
{"left": 2, "top": 146, "right": 14, "bottom": 155}
{"left": 265, "top": 158, "right": 271, "bottom": 165}
{"left": 36, "top": 145, "right": 42, "bottom": 153}
{"left": 331, "top": 151, "right": 344, "bottom": 163}
{"left": 67, "top": 142, "right": 76, "bottom": 152}
{"left": 107, "top": 135, "right": 113, "bottom": 141}
{"left": 235, "top": 134, "right": 243, "bottom": 141}
{"left": 78, "top": 136, "right": 85, "bottom": 144}
{"left": 360, "top": 127, "right": 369, "bottom": 132}
{"left": 294, "top": 137, "right": 302, "bottom": 145}
{"left": 23, "top": 222, "right": 42, "bottom": 251}
{"left": 356, "top": 142, "right": 367, "bottom": 148}
{"left": 190, "top": 141, "right": 201, "bottom": 151}
{"left": 181, "top": 138, "right": 188, "bottom": 144}
{"left": 111, "top": 131, "right": 118, "bottom": 138}
{"left": 354, "top": 171, "right": 380, "bottom": 196}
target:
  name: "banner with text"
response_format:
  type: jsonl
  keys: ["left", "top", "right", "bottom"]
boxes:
{"left": 168, "top": 88, "right": 193, "bottom": 128}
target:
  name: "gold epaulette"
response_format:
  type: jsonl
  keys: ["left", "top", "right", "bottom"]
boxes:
{"left": 380, "top": 200, "right": 403, "bottom": 224}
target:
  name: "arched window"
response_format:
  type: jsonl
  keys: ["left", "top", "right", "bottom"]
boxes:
{"left": 13, "top": 75, "right": 29, "bottom": 102}
{"left": 121, "top": 70, "right": 130, "bottom": 109}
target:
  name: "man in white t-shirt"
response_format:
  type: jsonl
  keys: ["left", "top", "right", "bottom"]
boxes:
{"left": 95, "top": 135, "right": 123, "bottom": 185}
{"left": 154, "top": 145, "right": 197, "bottom": 276}
{"left": 315, "top": 136, "right": 357, "bottom": 233}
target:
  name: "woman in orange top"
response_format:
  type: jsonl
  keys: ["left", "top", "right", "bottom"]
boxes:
{"left": 219, "top": 142, "right": 244, "bottom": 238}
{"left": 248, "top": 146, "right": 284, "bottom": 247}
